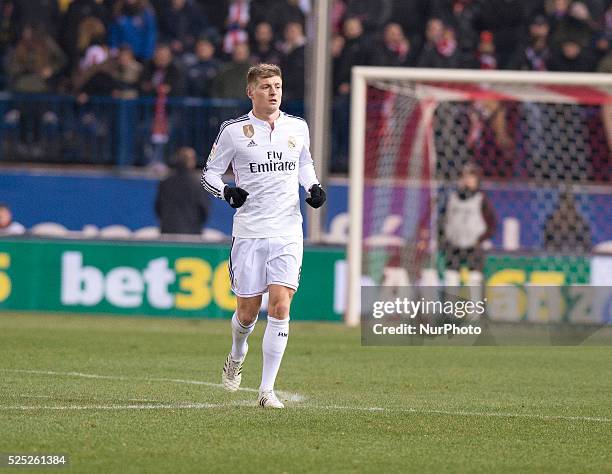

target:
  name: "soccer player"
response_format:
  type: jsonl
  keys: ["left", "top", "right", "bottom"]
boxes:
{"left": 201, "top": 64, "right": 326, "bottom": 408}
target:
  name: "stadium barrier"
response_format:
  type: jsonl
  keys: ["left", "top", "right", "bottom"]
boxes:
{"left": 0, "top": 92, "right": 304, "bottom": 166}
{"left": 0, "top": 236, "right": 610, "bottom": 322}
{"left": 0, "top": 237, "right": 343, "bottom": 321}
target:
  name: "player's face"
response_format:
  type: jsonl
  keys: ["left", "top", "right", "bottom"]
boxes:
{"left": 248, "top": 76, "right": 282, "bottom": 115}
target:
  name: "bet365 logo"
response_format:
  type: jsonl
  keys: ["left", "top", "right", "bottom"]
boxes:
{"left": 61, "top": 252, "right": 234, "bottom": 311}
{"left": 0, "top": 252, "right": 10, "bottom": 303}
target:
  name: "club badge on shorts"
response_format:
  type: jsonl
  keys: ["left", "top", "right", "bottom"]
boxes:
{"left": 243, "top": 124, "right": 254, "bottom": 138}
{"left": 288, "top": 136, "right": 296, "bottom": 149}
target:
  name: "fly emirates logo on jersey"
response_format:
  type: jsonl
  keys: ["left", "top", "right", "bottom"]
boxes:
{"left": 248, "top": 151, "right": 296, "bottom": 174}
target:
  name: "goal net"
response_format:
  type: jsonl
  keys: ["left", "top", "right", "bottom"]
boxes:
{"left": 347, "top": 68, "right": 612, "bottom": 326}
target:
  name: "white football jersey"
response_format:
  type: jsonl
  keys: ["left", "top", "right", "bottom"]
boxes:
{"left": 201, "top": 110, "right": 319, "bottom": 238}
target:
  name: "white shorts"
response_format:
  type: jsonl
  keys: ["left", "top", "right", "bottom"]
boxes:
{"left": 229, "top": 235, "right": 303, "bottom": 297}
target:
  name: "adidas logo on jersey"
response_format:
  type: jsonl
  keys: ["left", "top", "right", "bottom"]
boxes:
{"left": 247, "top": 140, "right": 257, "bottom": 147}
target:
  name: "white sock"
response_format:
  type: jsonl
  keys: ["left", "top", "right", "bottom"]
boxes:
{"left": 231, "top": 312, "right": 256, "bottom": 361}
{"left": 260, "top": 315, "right": 289, "bottom": 392}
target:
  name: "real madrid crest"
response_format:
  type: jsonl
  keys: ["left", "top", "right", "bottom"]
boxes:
{"left": 243, "top": 124, "right": 254, "bottom": 138}
{"left": 288, "top": 136, "right": 296, "bottom": 149}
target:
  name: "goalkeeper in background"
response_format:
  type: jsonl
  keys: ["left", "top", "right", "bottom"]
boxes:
{"left": 201, "top": 64, "right": 326, "bottom": 409}
{"left": 441, "top": 163, "right": 496, "bottom": 294}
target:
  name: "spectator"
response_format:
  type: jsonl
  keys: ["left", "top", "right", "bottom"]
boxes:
{"left": 344, "top": 0, "right": 392, "bottom": 34}
{"left": 551, "top": 1, "right": 596, "bottom": 49}
{"left": 108, "top": 0, "right": 157, "bottom": 61}
{"left": 467, "top": 99, "right": 514, "bottom": 177}
{"left": 155, "top": 146, "right": 209, "bottom": 235}
{"left": 198, "top": 0, "right": 229, "bottom": 36}
{"left": 248, "top": 0, "right": 272, "bottom": 30}
{"left": 279, "top": 21, "right": 305, "bottom": 100}
{"left": 593, "top": 3, "right": 612, "bottom": 64}
{"left": 331, "top": 16, "right": 370, "bottom": 173}
{"left": 548, "top": 38, "right": 596, "bottom": 71}
{"left": 250, "top": 21, "right": 282, "bottom": 65}
{"left": 602, "top": 2, "right": 612, "bottom": 41}
{"left": 543, "top": 191, "right": 592, "bottom": 253}
{"left": 522, "top": 0, "right": 546, "bottom": 23}
{"left": 140, "top": 44, "right": 184, "bottom": 169}
{"left": 0, "top": 1, "right": 17, "bottom": 66}
{"left": 334, "top": 16, "right": 369, "bottom": 95}
{"left": 73, "top": 43, "right": 142, "bottom": 98}
{"left": 112, "top": 44, "right": 143, "bottom": 97}
{"left": 508, "top": 14, "right": 551, "bottom": 71}
{"left": 4, "top": 24, "right": 64, "bottom": 153}
{"left": 417, "top": 19, "right": 462, "bottom": 68}
{"left": 546, "top": 0, "right": 571, "bottom": 37}
{"left": 431, "top": 0, "right": 479, "bottom": 59}
{"left": 211, "top": 41, "right": 251, "bottom": 98}
{"left": 59, "top": 0, "right": 110, "bottom": 66}
{"left": 475, "top": 0, "right": 525, "bottom": 68}
{"left": 140, "top": 43, "right": 185, "bottom": 96}
{"left": 0, "top": 203, "right": 25, "bottom": 235}
{"left": 12, "top": 0, "right": 60, "bottom": 39}
{"left": 330, "top": 31, "right": 347, "bottom": 172}
{"left": 157, "top": 0, "right": 212, "bottom": 55}
{"left": 266, "top": 0, "right": 306, "bottom": 38}
{"left": 372, "top": 22, "right": 416, "bottom": 67}
{"left": 474, "top": 30, "right": 497, "bottom": 69}
{"left": 6, "top": 23, "right": 66, "bottom": 93}
{"left": 73, "top": 17, "right": 108, "bottom": 72}
{"left": 222, "top": 0, "right": 250, "bottom": 55}
{"left": 330, "top": 0, "right": 347, "bottom": 34}
{"left": 182, "top": 37, "right": 220, "bottom": 97}
{"left": 389, "top": 0, "right": 430, "bottom": 54}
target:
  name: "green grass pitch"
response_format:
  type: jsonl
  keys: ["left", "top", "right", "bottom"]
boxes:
{"left": 1, "top": 312, "right": 611, "bottom": 473}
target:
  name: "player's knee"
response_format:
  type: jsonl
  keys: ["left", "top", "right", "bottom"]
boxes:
{"left": 236, "top": 307, "right": 259, "bottom": 325}
{"left": 268, "top": 302, "right": 291, "bottom": 318}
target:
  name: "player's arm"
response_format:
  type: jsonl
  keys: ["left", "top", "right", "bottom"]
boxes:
{"left": 201, "top": 125, "right": 249, "bottom": 208}
{"left": 298, "top": 122, "right": 326, "bottom": 209}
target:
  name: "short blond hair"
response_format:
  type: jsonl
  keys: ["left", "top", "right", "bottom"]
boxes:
{"left": 247, "top": 63, "right": 282, "bottom": 87}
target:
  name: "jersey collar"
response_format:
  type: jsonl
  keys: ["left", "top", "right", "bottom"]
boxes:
{"left": 248, "top": 110, "right": 285, "bottom": 128}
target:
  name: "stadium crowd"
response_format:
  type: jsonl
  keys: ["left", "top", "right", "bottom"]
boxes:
{"left": 0, "top": 0, "right": 610, "bottom": 171}
{"left": 1, "top": 0, "right": 610, "bottom": 97}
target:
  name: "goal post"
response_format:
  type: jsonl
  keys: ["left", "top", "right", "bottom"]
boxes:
{"left": 347, "top": 67, "right": 612, "bottom": 327}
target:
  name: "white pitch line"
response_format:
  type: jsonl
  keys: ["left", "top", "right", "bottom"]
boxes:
{"left": 0, "top": 403, "right": 226, "bottom": 410}
{"left": 3, "top": 369, "right": 306, "bottom": 403}
{"left": 302, "top": 405, "right": 612, "bottom": 423}
{"left": 3, "top": 369, "right": 609, "bottom": 423}
{"left": 0, "top": 401, "right": 609, "bottom": 422}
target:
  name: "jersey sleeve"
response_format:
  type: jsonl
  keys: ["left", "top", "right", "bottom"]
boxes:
{"left": 201, "top": 124, "right": 235, "bottom": 199}
{"left": 298, "top": 121, "right": 319, "bottom": 191}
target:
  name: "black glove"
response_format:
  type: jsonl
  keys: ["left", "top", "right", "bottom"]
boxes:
{"left": 306, "top": 184, "right": 326, "bottom": 209}
{"left": 224, "top": 186, "right": 249, "bottom": 208}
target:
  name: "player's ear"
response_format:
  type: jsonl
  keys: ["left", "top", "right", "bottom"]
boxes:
{"left": 246, "top": 84, "right": 252, "bottom": 99}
